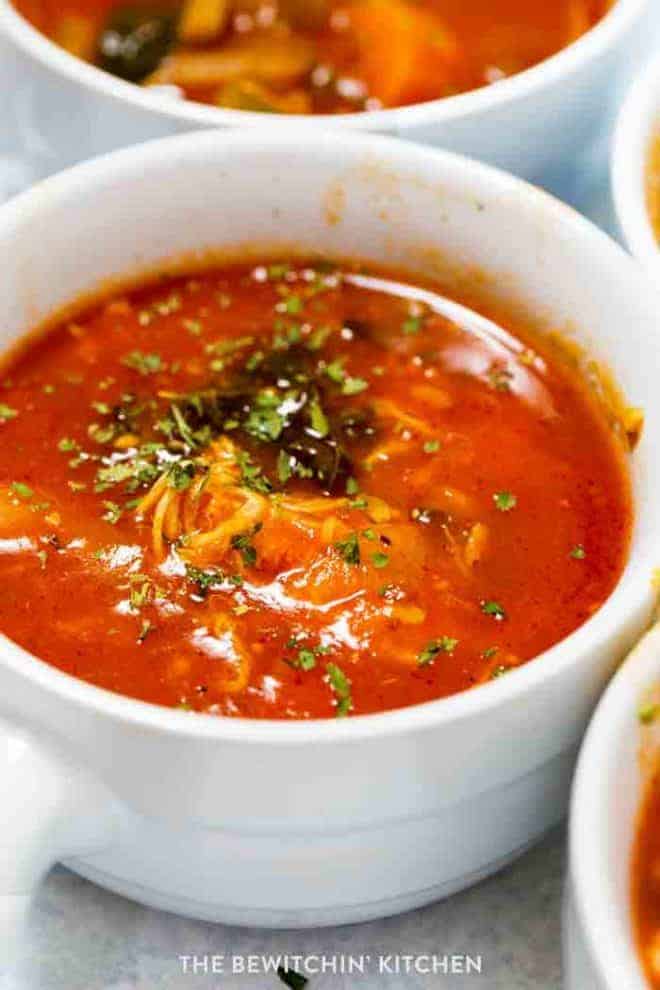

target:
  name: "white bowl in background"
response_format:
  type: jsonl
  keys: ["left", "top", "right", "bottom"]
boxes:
{"left": 612, "top": 50, "right": 660, "bottom": 271}
{"left": 564, "top": 623, "right": 660, "bottom": 990}
{"left": 0, "top": 0, "right": 651, "bottom": 194}
{"left": 0, "top": 131, "right": 659, "bottom": 934}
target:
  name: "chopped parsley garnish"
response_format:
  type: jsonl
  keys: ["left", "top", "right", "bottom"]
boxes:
{"left": 345, "top": 477, "right": 359, "bottom": 496}
{"left": 481, "top": 600, "right": 507, "bottom": 621}
{"left": 0, "top": 403, "right": 17, "bottom": 421}
{"left": 121, "top": 351, "right": 163, "bottom": 376}
{"left": 284, "top": 639, "right": 329, "bottom": 672}
{"left": 231, "top": 523, "right": 262, "bottom": 567}
{"left": 371, "top": 551, "right": 389, "bottom": 569}
{"left": 11, "top": 481, "right": 33, "bottom": 500}
{"left": 167, "top": 459, "right": 197, "bottom": 491}
{"left": 423, "top": 440, "right": 440, "bottom": 453}
{"left": 417, "top": 637, "right": 458, "bottom": 666}
{"left": 342, "top": 376, "right": 368, "bottom": 396}
{"left": 335, "top": 532, "right": 360, "bottom": 566}
{"left": 185, "top": 564, "right": 227, "bottom": 597}
{"left": 277, "top": 967, "right": 308, "bottom": 990}
{"left": 129, "top": 574, "right": 153, "bottom": 610}
{"left": 137, "top": 619, "right": 153, "bottom": 643}
{"left": 58, "top": 437, "right": 78, "bottom": 452}
{"left": 482, "top": 646, "right": 499, "bottom": 659}
{"left": 494, "top": 491, "right": 517, "bottom": 512}
{"left": 102, "top": 500, "right": 123, "bottom": 525}
{"left": 244, "top": 397, "right": 286, "bottom": 442}
{"left": 308, "top": 397, "right": 329, "bottom": 438}
{"left": 488, "top": 366, "right": 513, "bottom": 392}
{"left": 326, "top": 662, "right": 352, "bottom": 717}
{"left": 324, "top": 359, "right": 368, "bottom": 396}
{"left": 325, "top": 359, "right": 346, "bottom": 384}
{"left": 570, "top": 544, "right": 586, "bottom": 559}
{"left": 236, "top": 451, "right": 273, "bottom": 494}
{"left": 639, "top": 702, "right": 660, "bottom": 725}
{"left": 402, "top": 315, "right": 423, "bottom": 335}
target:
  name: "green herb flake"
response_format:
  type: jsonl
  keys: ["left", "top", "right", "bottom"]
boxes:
{"left": 326, "top": 662, "right": 353, "bottom": 718}
{"left": 0, "top": 403, "right": 17, "bottom": 422}
{"left": 309, "top": 397, "right": 330, "bottom": 438}
{"left": 345, "top": 477, "right": 359, "bottom": 496}
{"left": 297, "top": 648, "right": 317, "bottom": 671}
{"left": 121, "top": 351, "right": 163, "bottom": 376}
{"left": 423, "top": 440, "right": 440, "bottom": 453}
{"left": 371, "top": 551, "right": 389, "bottom": 569}
{"left": 402, "top": 315, "right": 423, "bottom": 335}
{"left": 570, "top": 544, "right": 586, "bottom": 560}
{"left": 284, "top": 295, "right": 303, "bottom": 315}
{"left": 102, "top": 501, "right": 123, "bottom": 525}
{"left": 342, "top": 376, "right": 368, "bottom": 396}
{"left": 277, "top": 449, "right": 292, "bottom": 485}
{"left": 417, "top": 636, "right": 458, "bottom": 666}
{"left": 494, "top": 491, "right": 517, "bottom": 512}
{"left": 129, "top": 574, "right": 153, "bottom": 611}
{"left": 137, "top": 619, "right": 153, "bottom": 643}
{"left": 277, "top": 967, "right": 308, "bottom": 990}
{"left": 183, "top": 319, "right": 202, "bottom": 336}
{"left": 58, "top": 437, "right": 79, "bottom": 453}
{"left": 185, "top": 564, "right": 225, "bottom": 598}
{"left": 11, "top": 481, "right": 33, "bottom": 500}
{"left": 481, "top": 600, "right": 507, "bottom": 621}
{"left": 639, "top": 702, "right": 660, "bottom": 725}
{"left": 335, "top": 532, "right": 360, "bottom": 566}
{"left": 231, "top": 523, "right": 262, "bottom": 568}
{"left": 325, "top": 359, "right": 346, "bottom": 384}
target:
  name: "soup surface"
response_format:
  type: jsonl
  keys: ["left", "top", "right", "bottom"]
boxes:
{"left": 0, "top": 261, "right": 631, "bottom": 718}
{"left": 634, "top": 768, "right": 660, "bottom": 987}
{"left": 15, "top": 0, "right": 611, "bottom": 114}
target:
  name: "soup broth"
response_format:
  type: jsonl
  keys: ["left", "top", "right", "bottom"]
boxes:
{"left": 0, "top": 261, "right": 632, "bottom": 718}
{"left": 647, "top": 133, "right": 660, "bottom": 243}
{"left": 14, "top": 0, "right": 611, "bottom": 114}
{"left": 633, "top": 769, "right": 660, "bottom": 987}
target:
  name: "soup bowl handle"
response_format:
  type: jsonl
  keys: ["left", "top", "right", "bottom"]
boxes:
{"left": 0, "top": 718, "right": 121, "bottom": 952}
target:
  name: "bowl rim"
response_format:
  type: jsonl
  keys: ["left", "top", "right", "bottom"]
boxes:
{"left": 0, "top": 127, "right": 657, "bottom": 746}
{"left": 569, "top": 622, "right": 660, "bottom": 990}
{"left": 0, "top": 0, "right": 647, "bottom": 132}
{"left": 612, "top": 48, "right": 660, "bottom": 271}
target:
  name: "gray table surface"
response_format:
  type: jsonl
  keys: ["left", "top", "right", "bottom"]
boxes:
{"left": 0, "top": 24, "right": 653, "bottom": 986}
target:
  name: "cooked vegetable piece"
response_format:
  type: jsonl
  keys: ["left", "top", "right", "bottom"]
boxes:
{"left": 215, "top": 79, "right": 312, "bottom": 114}
{"left": 345, "top": 0, "right": 461, "bottom": 107}
{"left": 98, "top": 7, "right": 177, "bottom": 82}
{"left": 179, "top": 0, "right": 231, "bottom": 43}
{"left": 54, "top": 14, "right": 98, "bottom": 59}
{"left": 146, "top": 35, "right": 315, "bottom": 89}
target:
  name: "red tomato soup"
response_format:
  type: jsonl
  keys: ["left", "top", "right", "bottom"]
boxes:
{"left": 0, "top": 261, "right": 632, "bottom": 718}
{"left": 14, "top": 0, "right": 611, "bottom": 114}
{"left": 634, "top": 771, "right": 660, "bottom": 987}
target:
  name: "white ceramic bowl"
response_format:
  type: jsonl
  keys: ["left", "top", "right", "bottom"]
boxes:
{"left": 612, "top": 50, "right": 660, "bottom": 272}
{"left": 0, "top": 130, "right": 659, "bottom": 936}
{"left": 564, "top": 623, "right": 660, "bottom": 990}
{"left": 0, "top": 0, "right": 651, "bottom": 192}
